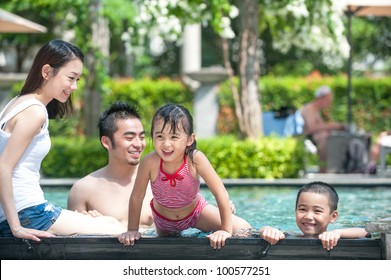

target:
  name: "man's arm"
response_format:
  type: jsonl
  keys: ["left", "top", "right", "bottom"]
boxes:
{"left": 67, "top": 180, "right": 89, "bottom": 212}
{"left": 307, "top": 122, "right": 344, "bottom": 136}
{"left": 302, "top": 105, "right": 344, "bottom": 136}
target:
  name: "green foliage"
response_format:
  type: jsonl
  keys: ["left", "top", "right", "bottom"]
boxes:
{"left": 41, "top": 136, "right": 107, "bottom": 178}
{"left": 103, "top": 77, "right": 193, "bottom": 135}
{"left": 218, "top": 75, "right": 391, "bottom": 135}
{"left": 197, "top": 135, "right": 305, "bottom": 179}
{"left": 42, "top": 135, "right": 306, "bottom": 179}
{"left": 34, "top": 77, "right": 193, "bottom": 138}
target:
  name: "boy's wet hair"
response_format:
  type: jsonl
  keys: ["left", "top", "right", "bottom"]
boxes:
{"left": 295, "top": 181, "right": 339, "bottom": 212}
{"left": 98, "top": 101, "right": 141, "bottom": 148}
{"left": 151, "top": 103, "right": 196, "bottom": 159}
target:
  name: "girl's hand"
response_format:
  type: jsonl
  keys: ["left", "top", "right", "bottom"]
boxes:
{"left": 118, "top": 230, "right": 141, "bottom": 247}
{"left": 206, "top": 230, "right": 232, "bottom": 249}
{"left": 259, "top": 226, "right": 285, "bottom": 245}
{"left": 12, "top": 227, "right": 55, "bottom": 242}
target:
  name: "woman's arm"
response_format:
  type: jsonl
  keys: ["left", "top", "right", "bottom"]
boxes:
{"left": 0, "top": 105, "right": 51, "bottom": 241}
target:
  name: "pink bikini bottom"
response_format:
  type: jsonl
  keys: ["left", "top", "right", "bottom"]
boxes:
{"left": 150, "top": 195, "right": 208, "bottom": 232}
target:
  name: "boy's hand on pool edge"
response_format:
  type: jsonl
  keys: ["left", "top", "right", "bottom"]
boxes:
{"left": 318, "top": 230, "right": 341, "bottom": 250}
{"left": 207, "top": 230, "right": 232, "bottom": 249}
{"left": 118, "top": 230, "right": 141, "bottom": 247}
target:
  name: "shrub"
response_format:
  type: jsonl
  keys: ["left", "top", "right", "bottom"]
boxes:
{"left": 42, "top": 135, "right": 305, "bottom": 179}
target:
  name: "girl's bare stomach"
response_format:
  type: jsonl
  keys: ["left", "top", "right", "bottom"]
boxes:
{"left": 153, "top": 195, "right": 200, "bottom": 220}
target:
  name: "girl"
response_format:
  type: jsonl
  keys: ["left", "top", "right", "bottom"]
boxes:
{"left": 118, "top": 104, "right": 251, "bottom": 249}
{"left": 0, "top": 39, "right": 125, "bottom": 242}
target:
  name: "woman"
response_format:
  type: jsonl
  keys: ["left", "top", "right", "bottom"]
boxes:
{"left": 0, "top": 39, "right": 125, "bottom": 242}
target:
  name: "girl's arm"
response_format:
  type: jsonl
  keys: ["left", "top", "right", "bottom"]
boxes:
{"left": 127, "top": 156, "right": 152, "bottom": 231}
{"left": 118, "top": 154, "right": 153, "bottom": 246}
{"left": 192, "top": 151, "right": 232, "bottom": 234}
{"left": 0, "top": 105, "right": 53, "bottom": 241}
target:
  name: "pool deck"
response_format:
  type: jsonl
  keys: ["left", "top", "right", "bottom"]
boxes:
{"left": 40, "top": 172, "right": 391, "bottom": 188}
{"left": 0, "top": 235, "right": 384, "bottom": 260}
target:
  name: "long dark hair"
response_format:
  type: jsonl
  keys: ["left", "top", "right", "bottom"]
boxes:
{"left": 20, "top": 39, "right": 84, "bottom": 119}
{"left": 151, "top": 103, "right": 197, "bottom": 159}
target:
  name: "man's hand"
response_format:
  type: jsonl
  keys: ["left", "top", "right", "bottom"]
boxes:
{"left": 79, "top": 209, "right": 103, "bottom": 218}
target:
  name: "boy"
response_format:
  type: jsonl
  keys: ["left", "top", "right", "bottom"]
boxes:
{"left": 259, "top": 181, "right": 370, "bottom": 250}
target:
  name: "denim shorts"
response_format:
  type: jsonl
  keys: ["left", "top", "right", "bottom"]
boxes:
{"left": 0, "top": 202, "right": 62, "bottom": 237}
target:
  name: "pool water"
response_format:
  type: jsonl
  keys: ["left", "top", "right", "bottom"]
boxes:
{"left": 43, "top": 186, "right": 391, "bottom": 234}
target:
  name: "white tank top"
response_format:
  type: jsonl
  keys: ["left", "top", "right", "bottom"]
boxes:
{"left": 0, "top": 98, "right": 50, "bottom": 222}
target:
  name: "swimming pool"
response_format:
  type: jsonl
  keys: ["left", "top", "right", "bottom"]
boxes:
{"left": 43, "top": 185, "right": 391, "bottom": 234}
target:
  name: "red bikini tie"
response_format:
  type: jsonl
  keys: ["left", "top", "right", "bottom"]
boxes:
{"left": 162, "top": 174, "right": 184, "bottom": 187}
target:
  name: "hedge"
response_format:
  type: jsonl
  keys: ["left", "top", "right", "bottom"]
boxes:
{"left": 218, "top": 75, "right": 391, "bottom": 135}
{"left": 40, "top": 75, "right": 390, "bottom": 178}
{"left": 41, "top": 135, "right": 306, "bottom": 179}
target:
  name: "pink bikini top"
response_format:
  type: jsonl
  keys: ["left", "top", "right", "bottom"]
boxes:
{"left": 151, "top": 155, "right": 200, "bottom": 209}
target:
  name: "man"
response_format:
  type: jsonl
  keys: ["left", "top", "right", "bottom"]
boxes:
{"left": 67, "top": 101, "right": 154, "bottom": 229}
{"left": 366, "top": 130, "right": 391, "bottom": 174}
{"left": 68, "top": 101, "right": 236, "bottom": 229}
{"left": 301, "top": 86, "right": 345, "bottom": 172}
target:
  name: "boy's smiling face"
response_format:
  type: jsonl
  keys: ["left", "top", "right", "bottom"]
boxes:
{"left": 295, "top": 192, "right": 338, "bottom": 236}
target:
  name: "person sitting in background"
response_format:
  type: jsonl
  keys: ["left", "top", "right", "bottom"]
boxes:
{"left": 365, "top": 130, "right": 391, "bottom": 174}
{"left": 259, "top": 181, "right": 370, "bottom": 250}
{"left": 300, "top": 86, "right": 345, "bottom": 172}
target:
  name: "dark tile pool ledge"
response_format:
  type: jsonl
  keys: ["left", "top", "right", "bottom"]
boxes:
{"left": 0, "top": 235, "right": 385, "bottom": 260}
{"left": 40, "top": 174, "right": 391, "bottom": 188}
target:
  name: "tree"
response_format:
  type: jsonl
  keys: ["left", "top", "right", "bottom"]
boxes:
{"left": 0, "top": 0, "right": 136, "bottom": 136}
{"left": 2, "top": 0, "right": 376, "bottom": 138}
{"left": 223, "top": 0, "right": 262, "bottom": 138}
{"left": 125, "top": 0, "right": 347, "bottom": 138}
{"left": 230, "top": 0, "right": 348, "bottom": 138}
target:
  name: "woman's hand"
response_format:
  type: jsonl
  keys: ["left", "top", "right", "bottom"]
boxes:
{"left": 12, "top": 227, "right": 55, "bottom": 242}
{"left": 118, "top": 230, "right": 141, "bottom": 247}
{"left": 206, "top": 230, "right": 232, "bottom": 249}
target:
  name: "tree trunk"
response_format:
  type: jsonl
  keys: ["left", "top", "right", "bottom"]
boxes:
{"left": 237, "top": 0, "right": 262, "bottom": 138}
{"left": 84, "top": 0, "right": 109, "bottom": 136}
